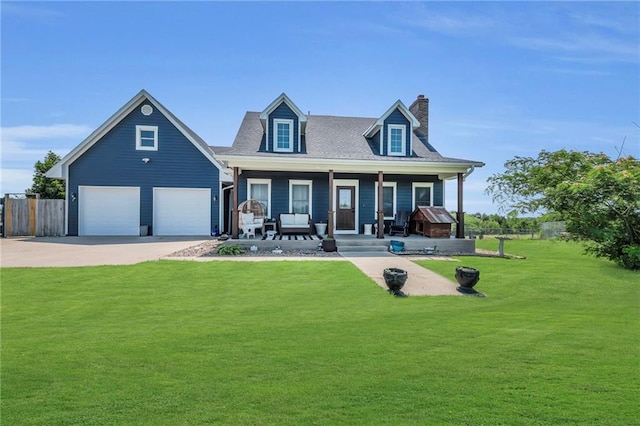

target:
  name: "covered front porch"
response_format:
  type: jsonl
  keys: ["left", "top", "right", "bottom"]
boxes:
{"left": 225, "top": 166, "right": 473, "bottom": 241}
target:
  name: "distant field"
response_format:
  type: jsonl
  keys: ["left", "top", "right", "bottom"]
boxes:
{"left": 2, "top": 240, "right": 638, "bottom": 424}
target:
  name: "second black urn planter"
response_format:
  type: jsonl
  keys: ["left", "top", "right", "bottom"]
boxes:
{"left": 383, "top": 267, "right": 408, "bottom": 297}
{"left": 455, "top": 266, "right": 485, "bottom": 297}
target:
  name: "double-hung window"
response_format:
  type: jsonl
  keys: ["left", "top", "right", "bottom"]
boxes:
{"left": 136, "top": 125, "right": 158, "bottom": 151}
{"left": 412, "top": 182, "right": 434, "bottom": 209}
{"left": 274, "top": 119, "right": 294, "bottom": 152}
{"left": 289, "top": 180, "right": 312, "bottom": 214}
{"left": 374, "top": 182, "right": 397, "bottom": 220}
{"left": 387, "top": 124, "right": 405, "bottom": 156}
{"left": 247, "top": 178, "right": 271, "bottom": 218}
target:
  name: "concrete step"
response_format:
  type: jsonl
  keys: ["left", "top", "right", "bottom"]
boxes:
{"left": 337, "top": 245, "right": 390, "bottom": 252}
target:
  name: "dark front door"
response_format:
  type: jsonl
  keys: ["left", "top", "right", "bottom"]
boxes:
{"left": 336, "top": 186, "right": 355, "bottom": 231}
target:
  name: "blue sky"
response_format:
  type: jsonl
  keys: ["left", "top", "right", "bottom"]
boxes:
{"left": 2, "top": 1, "right": 638, "bottom": 214}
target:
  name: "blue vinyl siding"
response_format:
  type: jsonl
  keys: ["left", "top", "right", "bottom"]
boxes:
{"left": 67, "top": 102, "right": 220, "bottom": 235}
{"left": 238, "top": 171, "right": 328, "bottom": 222}
{"left": 367, "top": 131, "right": 381, "bottom": 155}
{"left": 268, "top": 103, "right": 300, "bottom": 153}
{"left": 382, "top": 109, "right": 411, "bottom": 156}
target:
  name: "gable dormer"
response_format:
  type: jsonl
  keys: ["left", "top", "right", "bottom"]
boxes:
{"left": 259, "top": 93, "right": 307, "bottom": 154}
{"left": 363, "top": 100, "right": 420, "bottom": 157}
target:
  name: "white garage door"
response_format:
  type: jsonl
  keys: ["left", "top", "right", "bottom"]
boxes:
{"left": 153, "top": 188, "right": 211, "bottom": 236}
{"left": 79, "top": 186, "right": 140, "bottom": 236}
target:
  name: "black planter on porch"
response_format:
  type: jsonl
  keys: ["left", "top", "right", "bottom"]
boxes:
{"left": 455, "top": 266, "right": 485, "bottom": 297}
{"left": 321, "top": 238, "right": 337, "bottom": 252}
{"left": 383, "top": 267, "right": 408, "bottom": 297}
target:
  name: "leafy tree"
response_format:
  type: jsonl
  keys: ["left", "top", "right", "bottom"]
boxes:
{"left": 26, "top": 151, "right": 65, "bottom": 199}
{"left": 487, "top": 149, "right": 640, "bottom": 270}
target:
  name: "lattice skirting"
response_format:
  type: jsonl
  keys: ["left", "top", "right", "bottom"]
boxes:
{"left": 261, "top": 234, "right": 322, "bottom": 241}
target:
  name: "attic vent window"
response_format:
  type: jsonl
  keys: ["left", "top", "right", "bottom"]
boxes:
{"left": 136, "top": 125, "right": 158, "bottom": 151}
{"left": 141, "top": 105, "right": 153, "bottom": 116}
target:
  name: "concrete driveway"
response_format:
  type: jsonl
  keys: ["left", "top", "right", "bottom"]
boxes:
{"left": 0, "top": 236, "right": 209, "bottom": 267}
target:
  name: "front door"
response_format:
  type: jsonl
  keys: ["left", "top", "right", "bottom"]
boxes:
{"left": 336, "top": 186, "right": 355, "bottom": 231}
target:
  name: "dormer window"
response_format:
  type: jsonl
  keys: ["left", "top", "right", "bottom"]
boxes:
{"left": 388, "top": 124, "right": 405, "bottom": 156}
{"left": 274, "top": 119, "right": 294, "bottom": 152}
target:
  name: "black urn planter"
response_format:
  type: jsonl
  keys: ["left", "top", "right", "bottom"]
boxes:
{"left": 455, "top": 266, "right": 484, "bottom": 296}
{"left": 383, "top": 267, "right": 408, "bottom": 297}
{"left": 322, "top": 238, "right": 337, "bottom": 252}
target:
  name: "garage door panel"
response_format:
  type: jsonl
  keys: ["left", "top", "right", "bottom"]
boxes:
{"left": 153, "top": 188, "right": 211, "bottom": 236}
{"left": 79, "top": 186, "right": 140, "bottom": 236}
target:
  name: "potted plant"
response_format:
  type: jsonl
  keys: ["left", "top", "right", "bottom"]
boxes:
{"left": 321, "top": 237, "right": 337, "bottom": 252}
{"left": 455, "top": 266, "right": 484, "bottom": 296}
{"left": 383, "top": 267, "right": 408, "bottom": 296}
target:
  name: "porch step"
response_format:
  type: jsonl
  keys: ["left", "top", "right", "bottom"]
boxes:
{"left": 334, "top": 237, "right": 391, "bottom": 253}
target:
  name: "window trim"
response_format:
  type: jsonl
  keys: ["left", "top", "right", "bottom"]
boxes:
{"left": 136, "top": 125, "right": 158, "bottom": 151}
{"left": 289, "top": 179, "right": 313, "bottom": 215}
{"left": 247, "top": 178, "right": 272, "bottom": 218}
{"left": 387, "top": 124, "right": 406, "bottom": 156}
{"left": 374, "top": 181, "right": 397, "bottom": 220}
{"left": 412, "top": 182, "right": 434, "bottom": 209}
{"left": 273, "top": 119, "right": 294, "bottom": 152}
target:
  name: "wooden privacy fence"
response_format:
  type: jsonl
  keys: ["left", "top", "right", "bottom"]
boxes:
{"left": 3, "top": 195, "right": 65, "bottom": 237}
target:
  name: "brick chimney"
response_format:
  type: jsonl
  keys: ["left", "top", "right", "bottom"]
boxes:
{"left": 409, "top": 94, "right": 429, "bottom": 144}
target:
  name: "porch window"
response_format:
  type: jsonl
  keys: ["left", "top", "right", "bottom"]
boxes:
{"left": 387, "top": 125, "right": 405, "bottom": 156}
{"left": 274, "top": 119, "right": 293, "bottom": 152}
{"left": 412, "top": 182, "right": 434, "bottom": 209}
{"left": 374, "top": 182, "right": 397, "bottom": 220}
{"left": 289, "top": 180, "right": 312, "bottom": 214}
{"left": 247, "top": 178, "right": 271, "bottom": 218}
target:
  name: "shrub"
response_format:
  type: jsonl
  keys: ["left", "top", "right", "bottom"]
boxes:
{"left": 216, "top": 245, "right": 245, "bottom": 256}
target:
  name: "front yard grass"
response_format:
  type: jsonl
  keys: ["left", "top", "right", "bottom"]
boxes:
{"left": 2, "top": 240, "right": 638, "bottom": 424}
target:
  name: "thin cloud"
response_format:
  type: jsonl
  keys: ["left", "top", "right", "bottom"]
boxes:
{"left": 401, "top": 8, "right": 497, "bottom": 36}
{"left": 2, "top": 3, "right": 66, "bottom": 21}
{"left": 569, "top": 10, "right": 639, "bottom": 35}
{"left": 1, "top": 124, "right": 93, "bottom": 141}
{"left": 0, "top": 168, "right": 35, "bottom": 195}
{"left": 510, "top": 34, "right": 638, "bottom": 64}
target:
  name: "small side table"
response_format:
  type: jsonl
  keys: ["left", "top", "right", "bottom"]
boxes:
{"left": 263, "top": 221, "right": 277, "bottom": 235}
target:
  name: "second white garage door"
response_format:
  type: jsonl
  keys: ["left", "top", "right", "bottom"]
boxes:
{"left": 153, "top": 188, "right": 211, "bottom": 236}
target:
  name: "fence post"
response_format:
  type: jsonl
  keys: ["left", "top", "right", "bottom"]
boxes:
{"left": 4, "top": 194, "right": 11, "bottom": 237}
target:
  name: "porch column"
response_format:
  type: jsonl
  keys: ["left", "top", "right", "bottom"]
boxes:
{"left": 231, "top": 167, "right": 239, "bottom": 239}
{"left": 377, "top": 171, "right": 384, "bottom": 239}
{"left": 327, "top": 170, "right": 334, "bottom": 238}
{"left": 456, "top": 172, "right": 464, "bottom": 239}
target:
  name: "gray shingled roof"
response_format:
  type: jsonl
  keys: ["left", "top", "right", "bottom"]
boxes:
{"left": 214, "top": 112, "right": 482, "bottom": 165}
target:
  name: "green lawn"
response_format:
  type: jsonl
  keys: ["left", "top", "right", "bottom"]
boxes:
{"left": 2, "top": 240, "right": 638, "bottom": 425}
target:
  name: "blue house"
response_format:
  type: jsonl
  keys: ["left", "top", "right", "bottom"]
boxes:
{"left": 216, "top": 93, "right": 484, "bottom": 239}
{"left": 46, "top": 90, "right": 230, "bottom": 236}
{"left": 47, "top": 90, "right": 483, "bottom": 238}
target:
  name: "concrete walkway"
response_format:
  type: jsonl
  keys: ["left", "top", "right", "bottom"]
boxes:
{"left": 339, "top": 252, "right": 461, "bottom": 296}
